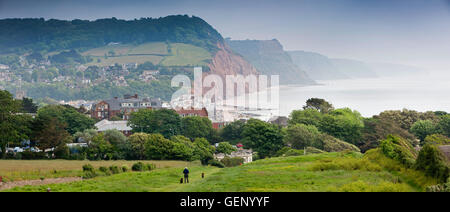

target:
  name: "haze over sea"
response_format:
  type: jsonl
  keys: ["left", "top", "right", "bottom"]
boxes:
{"left": 278, "top": 71, "right": 450, "bottom": 118}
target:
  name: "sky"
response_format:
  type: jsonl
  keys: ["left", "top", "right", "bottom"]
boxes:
{"left": 1, "top": 0, "right": 450, "bottom": 70}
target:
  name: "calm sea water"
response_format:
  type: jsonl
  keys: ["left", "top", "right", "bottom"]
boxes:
{"left": 278, "top": 73, "right": 450, "bottom": 118}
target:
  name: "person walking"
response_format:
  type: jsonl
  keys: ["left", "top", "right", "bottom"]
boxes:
{"left": 183, "top": 167, "right": 189, "bottom": 183}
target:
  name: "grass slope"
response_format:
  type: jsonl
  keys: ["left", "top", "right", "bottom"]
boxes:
{"left": 4, "top": 151, "right": 435, "bottom": 192}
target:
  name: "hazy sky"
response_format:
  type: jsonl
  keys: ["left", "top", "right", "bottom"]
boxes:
{"left": 1, "top": 0, "right": 450, "bottom": 70}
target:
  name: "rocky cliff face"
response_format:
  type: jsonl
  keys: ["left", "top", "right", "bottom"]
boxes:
{"left": 208, "top": 42, "right": 259, "bottom": 76}
{"left": 226, "top": 39, "right": 315, "bottom": 85}
{"left": 289, "top": 51, "right": 349, "bottom": 80}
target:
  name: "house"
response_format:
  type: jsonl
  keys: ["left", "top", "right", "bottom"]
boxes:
{"left": 0, "top": 64, "right": 9, "bottom": 70}
{"left": 214, "top": 149, "right": 253, "bottom": 164}
{"left": 268, "top": 116, "right": 288, "bottom": 127}
{"left": 91, "top": 94, "right": 162, "bottom": 120}
{"left": 175, "top": 107, "right": 208, "bottom": 118}
{"left": 95, "top": 119, "right": 132, "bottom": 136}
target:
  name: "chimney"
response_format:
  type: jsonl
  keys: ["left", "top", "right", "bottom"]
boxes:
{"left": 134, "top": 94, "right": 138, "bottom": 99}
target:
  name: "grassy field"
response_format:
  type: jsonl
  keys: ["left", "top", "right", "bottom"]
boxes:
{"left": 160, "top": 43, "right": 212, "bottom": 66}
{"left": 81, "top": 42, "right": 211, "bottom": 67}
{"left": 0, "top": 160, "right": 198, "bottom": 182}
{"left": 3, "top": 151, "right": 437, "bottom": 192}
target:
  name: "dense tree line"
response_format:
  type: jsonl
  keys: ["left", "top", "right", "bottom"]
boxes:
{"left": 0, "top": 15, "right": 223, "bottom": 54}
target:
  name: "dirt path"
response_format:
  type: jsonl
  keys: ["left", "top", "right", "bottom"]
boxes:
{"left": 0, "top": 177, "right": 82, "bottom": 191}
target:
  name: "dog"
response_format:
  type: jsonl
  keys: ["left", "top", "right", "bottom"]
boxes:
{"left": 180, "top": 178, "right": 184, "bottom": 184}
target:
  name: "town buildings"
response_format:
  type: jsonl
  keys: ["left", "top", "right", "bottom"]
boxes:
{"left": 91, "top": 94, "right": 162, "bottom": 120}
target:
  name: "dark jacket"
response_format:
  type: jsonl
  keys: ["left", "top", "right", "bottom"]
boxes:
{"left": 183, "top": 168, "right": 189, "bottom": 176}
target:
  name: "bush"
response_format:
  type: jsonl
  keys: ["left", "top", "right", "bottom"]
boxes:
{"left": 132, "top": 162, "right": 145, "bottom": 171}
{"left": 322, "top": 134, "right": 360, "bottom": 153}
{"left": 82, "top": 170, "right": 97, "bottom": 179}
{"left": 145, "top": 163, "right": 156, "bottom": 171}
{"left": 122, "top": 165, "right": 129, "bottom": 172}
{"left": 275, "top": 147, "right": 304, "bottom": 157}
{"left": 208, "top": 159, "right": 225, "bottom": 168}
{"left": 415, "top": 144, "right": 450, "bottom": 183}
{"left": 98, "top": 166, "right": 111, "bottom": 175}
{"left": 221, "top": 157, "right": 244, "bottom": 167}
{"left": 424, "top": 134, "right": 450, "bottom": 145}
{"left": 109, "top": 165, "right": 121, "bottom": 174}
{"left": 379, "top": 135, "right": 416, "bottom": 167}
{"left": 82, "top": 164, "right": 94, "bottom": 172}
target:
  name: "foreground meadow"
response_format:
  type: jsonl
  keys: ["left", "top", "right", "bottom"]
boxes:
{"left": 3, "top": 151, "right": 438, "bottom": 192}
{"left": 0, "top": 160, "right": 197, "bottom": 182}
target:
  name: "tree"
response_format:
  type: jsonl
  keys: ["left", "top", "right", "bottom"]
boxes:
{"left": 21, "top": 97, "right": 38, "bottom": 113}
{"left": 171, "top": 135, "right": 195, "bottom": 161}
{"left": 181, "top": 116, "right": 214, "bottom": 141}
{"left": 241, "top": 119, "right": 284, "bottom": 159}
{"left": 303, "top": 98, "right": 334, "bottom": 113}
{"left": 73, "top": 129, "right": 98, "bottom": 143}
{"left": 0, "top": 90, "right": 21, "bottom": 158}
{"left": 103, "top": 129, "right": 128, "bottom": 159}
{"left": 36, "top": 105, "right": 95, "bottom": 135}
{"left": 410, "top": 120, "right": 437, "bottom": 143}
{"left": 377, "top": 109, "right": 439, "bottom": 131}
{"left": 319, "top": 108, "right": 364, "bottom": 145}
{"left": 284, "top": 124, "right": 322, "bottom": 150}
{"left": 424, "top": 134, "right": 450, "bottom": 145}
{"left": 192, "top": 137, "right": 215, "bottom": 165}
{"left": 361, "top": 117, "right": 415, "bottom": 152}
{"left": 87, "top": 133, "right": 114, "bottom": 160}
{"left": 220, "top": 120, "right": 245, "bottom": 143}
{"left": 216, "top": 142, "right": 236, "bottom": 154}
{"left": 129, "top": 109, "right": 181, "bottom": 138}
{"left": 144, "top": 133, "right": 175, "bottom": 160}
{"left": 288, "top": 109, "right": 323, "bottom": 127}
{"left": 34, "top": 117, "right": 72, "bottom": 157}
{"left": 415, "top": 144, "right": 449, "bottom": 183}
{"left": 437, "top": 114, "right": 450, "bottom": 137}
{"left": 128, "top": 133, "right": 150, "bottom": 160}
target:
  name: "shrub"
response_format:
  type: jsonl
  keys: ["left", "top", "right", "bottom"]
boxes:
{"left": 275, "top": 147, "right": 304, "bottom": 157}
{"left": 379, "top": 135, "right": 416, "bottom": 167}
{"left": 109, "top": 165, "right": 121, "bottom": 174}
{"left": 122, "top": 165, "right": 129, "bottom": 172}
{"left": 322, "top": 134, "right": 360, "bottom": 153}
{"left": 208, "top": 159, "right": 225, "bottom": 168}
{"left": 364, "top": 148, "right": 439, "bottom": 188}
{"left": 82, "top": 164, "right": 94, "bottom": 172}
{"left": 221, "top": 157, "right": 244, "bottom": 167}
{"left": 145, "top": 164, "right": 156, "bottom": 171}
{"left": 98, "top": 166, "right": 111, "bottom": 175}
{"left": 132, "top": 162, "right": 145, "bottom": 171}
{"left": 415, "top": 144, "right": 450, "bottom": 183}
{"left": 424, "top": 134, "right": 450, "bottom": 145}
{"left": 82, "top": 171, "right": 97, "bottom": 179}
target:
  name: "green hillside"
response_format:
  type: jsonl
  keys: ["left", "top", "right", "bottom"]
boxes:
{"left": 81, "top": 42, "right": 212, "bottom": 67}
{"left": 0, "top": 15, "right": 223, "bottom": 54}
{"left": 4, "top": 150, "right": 437, "bottom": 192}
